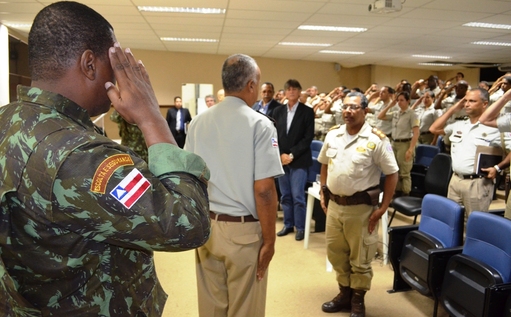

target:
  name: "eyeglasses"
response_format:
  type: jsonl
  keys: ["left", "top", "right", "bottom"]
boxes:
{"left": 341, "top": 104, "right": 363, "bottom": 111}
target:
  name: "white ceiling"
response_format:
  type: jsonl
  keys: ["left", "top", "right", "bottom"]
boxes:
{"left": 2, "top": 0, "right": 511, "bottom": 70}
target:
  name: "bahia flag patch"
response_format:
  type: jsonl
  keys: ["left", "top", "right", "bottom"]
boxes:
{"left": 271, "top": 137, "right": 278, "bottom": 148}
{"left": 110, "top": 168, "right": 151, "bottom": 209}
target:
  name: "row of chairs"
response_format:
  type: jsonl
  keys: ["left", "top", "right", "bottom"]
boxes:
{"left": 388, "top": 194, "right": 511, "bottom": 317}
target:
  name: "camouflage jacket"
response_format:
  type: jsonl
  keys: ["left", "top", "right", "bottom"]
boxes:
{"left": 110, "top": 110, "right": 148, "bottom": 162}
{"left": 0, "top": 86, "right": 211, "bottom": 316}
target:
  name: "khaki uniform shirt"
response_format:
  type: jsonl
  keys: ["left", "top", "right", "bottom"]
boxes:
{"left": 318, "top": 122, "right": 399, "bottom": 196}
{"left": 389, "top": 108, "right": 419, "bottom": 140}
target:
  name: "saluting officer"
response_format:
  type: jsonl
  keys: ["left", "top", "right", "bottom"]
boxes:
{"left": 318, "top": 92, "right": 398, "bottom": 317}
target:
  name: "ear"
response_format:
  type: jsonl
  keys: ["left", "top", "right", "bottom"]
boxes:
{"left": 80, "top": 50, "right": 96, "bottom": 80}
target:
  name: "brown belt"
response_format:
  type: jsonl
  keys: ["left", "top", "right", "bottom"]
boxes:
{"left": 209, "top": 211, "right": 258, "bottom": 222}
{"left": 393, "top": 138, "right": 411, "bottom": 143}
{"left": 329, "top": 186, "right": 379, "bottom": 206}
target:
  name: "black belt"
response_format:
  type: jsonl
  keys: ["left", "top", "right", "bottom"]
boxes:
{"left": 455, "top": 173, "right": 484, "bottom": 180}
{"left": 420, "top": 131, "right": 432, "bottom": 135}
{"left": 329, "top": 186, "right": 379, "bottom": 206}
{"left": 393, "top": 138, "right": 412, "bottom": 143}
{"left": 209, "top": 211, "right": 258, "bottom": 222}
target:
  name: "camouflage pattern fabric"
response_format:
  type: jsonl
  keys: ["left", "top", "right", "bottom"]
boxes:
{"left": 0, "top": 86, "right": 211, "bottom": 316}
{"left": 110, "top": 110, "right": 148, "bottom": 162}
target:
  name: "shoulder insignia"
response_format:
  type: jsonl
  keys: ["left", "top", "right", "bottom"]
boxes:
{"left": 329, "top": 124, "right": 341, "bottom": 131}
{"left": 371, "top": 127, "right": 386, "bottom": 140}
{"left": 91, "top": 154, "right": 134, "bottom": 194}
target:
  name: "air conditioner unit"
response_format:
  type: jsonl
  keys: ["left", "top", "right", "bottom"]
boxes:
{"left": 368, "top": 0, "right": 402, "bottom": 14}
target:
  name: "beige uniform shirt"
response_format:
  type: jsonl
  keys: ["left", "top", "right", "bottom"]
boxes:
{"left": 386, "top": 108, "right": 419, "bottom": 140}
{"left": 318, "top": 122, "right": 399, "bottom": 196}
{"left": 445, "top": 120, "right": 502, "bottom": 175}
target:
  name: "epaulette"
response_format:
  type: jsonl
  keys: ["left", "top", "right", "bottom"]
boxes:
{"left": 329, "top": 124, "right": 341, "bottom": 131}
{"left": 371, "top": 127, "right": 386, "bottom": 140}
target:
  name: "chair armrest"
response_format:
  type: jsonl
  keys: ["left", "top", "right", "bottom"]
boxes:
{"left": 387, "top": 225, "right": 418, "bottom": 293}
{"left": 427, "top": 246, "right": 464, "bottom": 299}
{"left": 484, "top": 282, "right": 511, "bottom": 317}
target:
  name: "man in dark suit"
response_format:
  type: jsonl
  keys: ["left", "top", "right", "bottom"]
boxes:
{"left": 272, "top": 79, "right": 315, "bottom": 241}
{"left": 252, "top": 82, "right": 282, "bottom": 118}
{"left": 166, "top": 96, "right": 192, "bottom": 148}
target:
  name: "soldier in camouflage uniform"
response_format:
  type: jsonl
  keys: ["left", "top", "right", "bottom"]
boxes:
{"left": 111, "top": 109, "right": 148, "bottom": 161}
{"left": 0, "top": 2, "right": 210, "bottom": 316}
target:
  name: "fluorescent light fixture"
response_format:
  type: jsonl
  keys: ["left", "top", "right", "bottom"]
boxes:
{"left": 412, "top": 54, "right": 451, "bottom": 59}
{"left": 298, "top": 25, "right": 367, "bottom": 32}
{"left": 418, "top": 63, "right": 453, "bottom": 67}
{"left": 320, "top": 50, "right": 365, "bottom": 55}
{"left": 278, "top": 42, "right": 331, "bottom": 47}
{"left": 161, "top": 37, "right": 218, "bottom": 43}
{"left": 3, "top": 23, "right": 31, "bottom": 29}
{"left": 472, "top": 41, "right": 511, "bottom": 47}
{"left": 463, "top": 22, "right": 511, "bottom": 30}
{"left": 138, "top": 6, "right": 226, "bottom": 14}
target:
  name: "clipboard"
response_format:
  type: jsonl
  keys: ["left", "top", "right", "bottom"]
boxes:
{"left": 474, "top": 145, "right": 503, "bottom": 175}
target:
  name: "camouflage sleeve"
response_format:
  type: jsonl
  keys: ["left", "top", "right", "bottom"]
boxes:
{"left": 51, "top": 142, "right": 211, "bottom": 252}
{"left": 109, "top": 110, "right": 122, "bottom": 123}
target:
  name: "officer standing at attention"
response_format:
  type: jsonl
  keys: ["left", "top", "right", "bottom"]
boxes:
{"left": 0, "top": 2, "right": 210, "bottom": 315}
{"left": 318, "top": 92, "right": 398, "bottom": 317}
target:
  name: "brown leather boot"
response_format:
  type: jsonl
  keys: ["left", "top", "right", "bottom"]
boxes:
{"left": 350, "top": 289, "right": 366, "bottom": 317}
{"left": 321, "top": 285, "right": 352, "bottom": 313}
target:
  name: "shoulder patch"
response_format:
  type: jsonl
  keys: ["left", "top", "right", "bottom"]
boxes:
{"left": 329, "top": 124, "right": 341, "bottom": 131}
{"left": 110, "top": 168, "right": 150, "bottom": 209}
{"left": 91, "top": 154, "right": 134, "bottom": 194}
{"left": 371, "top": 127, "right": 387, "bottom": 140}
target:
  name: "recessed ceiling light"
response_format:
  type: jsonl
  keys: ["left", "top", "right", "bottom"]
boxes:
{"left": 472, "top": 41, "right": 511, "bottom": 47}
{"left": 138, "top": 6, "right": 226, "bottom": 14}
{"left": 412, "top": 54, "right": 451, "bottom": 59}
{"left": 298, "top": 25, "right": 367, "bottom": 32}
{"left": 418, "top": 63, "right": 453, "bottom": 67}
{"left": 3, "top": 23, "right": 31, "bottom": 29}
{"left": 320, "top": 50, "right": 365, "bottom": 55}
{"left": 161, "top": 37, "right": 218, "bottom": 43}
{"left": 278, "top": 42, "right": 331, "bottom": 47}
{"left": 463, "top": 22, "right": 511, "bottom": 30}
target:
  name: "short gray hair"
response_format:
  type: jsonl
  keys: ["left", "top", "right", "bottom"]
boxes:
{"left": 222, "top": 54, "right": 258, "bottom": 93}
{"left": 346, "top": 92, "right": 368, "bottom": 108}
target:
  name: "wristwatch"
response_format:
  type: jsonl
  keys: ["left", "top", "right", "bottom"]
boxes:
{"left": 289, "top": 153, "right": 294, "bottom": 160}
{"left": 494, "top": 165, "right": 502, "bottom": 173}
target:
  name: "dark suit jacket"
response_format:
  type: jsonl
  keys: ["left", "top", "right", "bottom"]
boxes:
{"left": 252, "top": 99, "right": 283, "bottom": 118}
{"left": 166, "top": 107, "right": 192, "bottom": 135}
{"left": 271, "top": 102, "right": 315, "bottom": 169}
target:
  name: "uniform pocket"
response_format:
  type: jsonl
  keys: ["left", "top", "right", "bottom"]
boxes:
{"left": 349, "top": 152, "right": 372, "bottom": 177}
{"left": 363, "top": 232, "right": 379, "bottom": 263}
{"left": 231, "top": 233, "right": 261, "bottom": 245}
{"left": 326, "top": 147, "right": 338, "bottom": 158}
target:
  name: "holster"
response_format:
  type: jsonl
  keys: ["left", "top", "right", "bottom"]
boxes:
{"left": 366, "top": 186, "right": 381, "bottom": 206}
{"left": 321, "top": 186, "right": 330, "bottom": 208}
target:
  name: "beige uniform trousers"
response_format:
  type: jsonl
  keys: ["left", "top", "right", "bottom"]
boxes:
{"left": 447, "top": 174, "right": 494, "bottom": 224}
{"left": 196, "top": 219, "right": 266, "bottom": 317}
{"left": 392, "top": 141, "right": 414, "bottom": 194}
{"left": 325, "top": 201, "right": 378, "bottom": 291}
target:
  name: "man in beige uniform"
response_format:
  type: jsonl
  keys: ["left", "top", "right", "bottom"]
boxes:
{"left": 318, "top": 92, "right": 398, "bottom": 317}
{"left": 430, "top": 88, "right": 503, "bottom": 222}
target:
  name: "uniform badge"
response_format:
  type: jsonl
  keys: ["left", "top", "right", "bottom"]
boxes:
{"left": 414, "top": 119, "right": 420, "bottom": 126}
{"left": 386, "top": 144, "right": 394, "bottom": 153}
{"left": 271, "top": 137, "right": 278, "bottom": 148}
{"left": 110, "top": 168, "right": 150, "bottom": 209}
{"left": 91, "top": 154, "right": 134, "bottom": 193}
{"left": 356, "top": 147, "right": 366, "bottom": 153}
{"left": 367, "top": 142, "right": 376, "bottom": 150}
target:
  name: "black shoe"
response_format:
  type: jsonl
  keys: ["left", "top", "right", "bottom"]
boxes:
{"left": 277, "top": 227, "right": 294, "bottom": 236}
{"left": 295, "top": 230, "right": 304, "bottom": 241}
{"left": 321, "top": 286, "right": 352, "bottom": 313}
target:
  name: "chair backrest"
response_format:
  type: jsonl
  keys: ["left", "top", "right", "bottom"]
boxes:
{"left": 463, "top": 211, "right": 511, "bottom": 283}
{"left": 307, "top": 140, "right": 324, "bottom": 183}
{"left": 415, "top": 144, "right": 440, "bottom": 167}
{"left": 424, "top": 153, "right": 452, "bottom": 196}
{"left": 418, "top": 194, "right": 464, "bottom": 247}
